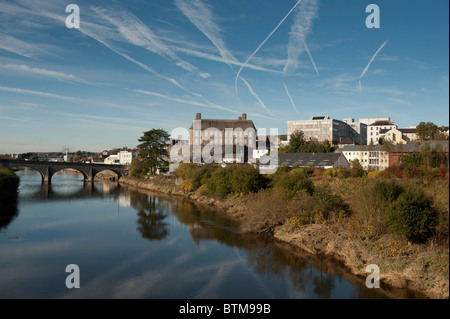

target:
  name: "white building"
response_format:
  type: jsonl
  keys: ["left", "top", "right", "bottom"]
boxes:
{"left": 118, "top": 151, "right": 134, "bottom": 165}
{"left": 287, "top": 116, "right": 364, "bottom": 145}
{"left": 104, "top": 155, "right": 120, "bottom": 165}
{"left": 365, "top": 119, "right": 397, "bottom": 145}
{"left": 341, "top": 145, "right": 390, "bottom": 171}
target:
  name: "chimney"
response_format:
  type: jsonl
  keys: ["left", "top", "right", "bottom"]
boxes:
{"left": 242, "top": 113, "right": 247, "bottom": 120}
{"left": 196, "top": 113, "right": 201, "bottom": 120}
{"left": 238, "top": 116, "right": 242, "bottom": 120}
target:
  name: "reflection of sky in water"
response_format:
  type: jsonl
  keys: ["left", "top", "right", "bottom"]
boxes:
{"left": 0, "top": 170, "right": 418, "bottom": 299}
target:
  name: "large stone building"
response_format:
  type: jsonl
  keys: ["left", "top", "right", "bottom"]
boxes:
{"left": 189, "top": 113, "right": 258, "bottom": 163}
{"left": 287, "top": 116, "right": 365, "bottom": 146}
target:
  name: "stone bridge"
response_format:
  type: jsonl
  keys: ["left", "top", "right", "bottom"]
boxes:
{"left": 0, "top": 159, "right": 129, "bottom": 184}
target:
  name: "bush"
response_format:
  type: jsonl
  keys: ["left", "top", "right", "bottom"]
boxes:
{"left": 336, "top": 169, "right": 350, "bottom": 178}
{"left": 367, "top": 171, "right": 383, "bottom": 178}
{"left": 0, "top": 167, "right": 20, "bottom": 201}
{"left": 386, "top": 190, "right": 439, "bottom": 243}
{"left": 240, "top": 190, "right": 292, "bottom": 233}
{"left": 312, "top": 186, "right": 348, "bottom": 221}
{"left": 374, "top": 179, "right": 404, "bottom": 203}
{"left": 271, "top": 168, "right": 314, "bottom": 198}
{"left": 206, "top": 167, "right": 232, "bottom": 198}
{"left": 190, "top": 164, "right": 219, "bottom": 190}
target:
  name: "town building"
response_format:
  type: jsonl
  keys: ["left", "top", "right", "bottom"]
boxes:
{"left": 340, "top": 145, "right": 390, "bottom": 171}
{"left": 189, "top": 113, "right": 258, "bottom": 163}
{"left": 389, "top": 141, "right": 449, "bottom": 167}
{"left": 287, "top": 116, "right": 365, "bottom": 146}
{"left": 367, "top": 120, "right": 397, "bottom": 145}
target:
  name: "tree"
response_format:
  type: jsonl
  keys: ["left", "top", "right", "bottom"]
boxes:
{"left": 285, "top": 130, "right": 307, "bottom": 153}
{"left": 416, "top": 122, "right": 439, "bottom": 141}
{"left": 134, "top": 129, "right": 170, "bottom": 176}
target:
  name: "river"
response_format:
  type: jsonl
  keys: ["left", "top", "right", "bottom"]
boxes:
{"left": 0, "top": 168, "right": 423, "bottom": 299}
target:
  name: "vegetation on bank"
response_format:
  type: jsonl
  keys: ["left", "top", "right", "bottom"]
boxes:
{"left": 175, "top": 163, "right": 448, "bottom": 245}
{"left": 0, "top": 167, "right": 20, "bottom": 201}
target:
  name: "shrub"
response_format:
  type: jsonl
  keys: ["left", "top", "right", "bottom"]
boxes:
{"left": 374, "top": 179, "right": 404, "bottom": 203}
{"left": 206, "top": 167, "right": 232, "bottom": 198}
{"left": 229, "top": 164, "right": 267, "bottom": 195}
{"left": 386, "top": 190, "right": 439, "bottom": 243}
{"left": 312, "top": 186, "right": 348, "bottom": 221}
{"left": 367, "top": 171, "right": 383, "bottom": 178}
{"left": 336, "top": 169, "right": 350, "bottom": 178}
{"left": 321, "top": 168, "right": 337, "bottom": 177}
{"left": 190, "top": 164, "right": 219, "bottom": 190}
{"left": 0, "top": 167, "right": 20, "bottom": 201}
{"left": 349, "top": 159, "right": 366, "bottom": 178}
{"left": 240, "top": 190, "right": 292, "bottom": 233}
{"left": 271, "top": 168, "right": 314, "bottom": 198}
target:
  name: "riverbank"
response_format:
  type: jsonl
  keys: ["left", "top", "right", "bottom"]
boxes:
{"left": 118, "top": 175, "right": 449, "bottom": 299}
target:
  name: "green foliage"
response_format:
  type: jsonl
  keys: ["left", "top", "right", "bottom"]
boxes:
{"left": 270, "top": 167, "right": 314, "bottom": 198}
{"left": 130, "top": 157, "right": 150, "bottom": 178}
{"left": 206, "top": 164, "right": 267, "bottom": 198}
{"left": 312, "top": 186, "right": 348, "bottom": 221}
{"left": 136, "top": 129, "right": 170, "bottom": 175}
{"left": 374, "top": 179, "right": 404, "bottom": 203}
{"left": 207, "top": 167, "right": 233, "bottom": 198}
{"left": 400, "top": 152, "right": 423, "bottom": 167}
{"left": 282, "top": 130, "right": 334, "bottom": 153}
{"left": 191, "top": 164, "right": 220, "bottom": 190}
{"left": 416, "top": 122, "right": 439, "bottom": 141}
{"left": 386, "top": 190, "right": 439, "bottom": 243}
{"left": 349, "top": 159, "right": 366, "bottom": 178}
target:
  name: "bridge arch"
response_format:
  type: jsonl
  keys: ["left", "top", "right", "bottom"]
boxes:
{"left": 6, "top": 165, "right": 46, "bottom": 183}
{"left": 52, "top": 167, "right": 89, "bottom": 182}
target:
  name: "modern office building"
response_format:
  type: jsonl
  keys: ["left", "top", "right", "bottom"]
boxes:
{"left": 287, "top": 116, "right": 365, "bottom": 146}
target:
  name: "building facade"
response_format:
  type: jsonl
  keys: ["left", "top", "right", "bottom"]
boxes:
{"left": 341, "top": 145, "right": 390, "bottom": 171}
{"left": 189, "top": 113, "right": 258, "bottom": 163}
{"left": 287, "top": 116, "right": 364, "bottom": 146}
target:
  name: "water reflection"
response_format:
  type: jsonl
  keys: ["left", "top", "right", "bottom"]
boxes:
{"left": 129, "top": 190, "right": 169, "bottom": 241}
{"left": 1, "top": 169, "right": 428, "bottom": 299}
{"left": 0, "top": 193, "right": 18, "bottom": 230}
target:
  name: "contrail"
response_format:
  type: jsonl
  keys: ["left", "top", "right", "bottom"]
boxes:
{"left": 359, "top": 40, "right": 389, "bottom": 91}
{"left": 303, "top": 41, "right": 319, "bottom": 75}
{"left": 175, "top": 0, "right": 276, "bottom": 116}
{"left": 283, "top": 83, "right": 299, "bottom": 115}
{"left": 234, "top": 0, "right": 303, "bottom": 97}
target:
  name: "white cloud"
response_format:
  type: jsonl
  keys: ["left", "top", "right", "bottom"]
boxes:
{"left": 0, "top": 33, "right": 45, "bottom": 58}
{"left": 284, "top": 0, "right": 319, "bottom": 73}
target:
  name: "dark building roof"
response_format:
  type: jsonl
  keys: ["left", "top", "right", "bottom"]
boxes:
{"left": 370, "top": 120, "right": 395, "bottom": 126}
{"left": 338, "top": 137, "right": 358, "bottom": 145}
{"left": 380, "top": 128, "right": 417, "bottom": 134}
{"left": 391, "top": 141, "right": 449, "bottom": 152}
{"left": 278, "top": 153, "right": 348, "bottom": 168}
{"left": 189, "top": 113, "right": 256, "bottom": 131}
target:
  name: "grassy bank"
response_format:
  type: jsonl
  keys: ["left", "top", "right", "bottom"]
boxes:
{"left": 120, "top": 164, "right": 449, "bottom": 299}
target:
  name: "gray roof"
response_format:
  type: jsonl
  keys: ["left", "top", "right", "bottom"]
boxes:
{"left": 370, "top": 120, "right": 395, "bottom": 126}
{"left": 342, "top": 141, "right": 449, "bottom": 152}
{"left": 278, "top": 153, "right": 348, "bottom": 167}
{"left": 341, "top": 145, "right": 386, "bottom": 152}
{"left": 391, "top": 141, "right": 449, "bottom": 152}
{"left": 189, "top": 119, "right": 256, "bottom": 131}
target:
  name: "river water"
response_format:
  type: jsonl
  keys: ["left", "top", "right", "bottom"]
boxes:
{"left": 0, "top": 169, "right": 423, "bottom": 299}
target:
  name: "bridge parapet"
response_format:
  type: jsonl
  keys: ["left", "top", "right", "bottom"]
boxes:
{"left": 0, "top": 159, "right": 129, "bottom": 184}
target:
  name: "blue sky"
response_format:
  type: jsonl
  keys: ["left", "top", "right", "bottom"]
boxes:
{"left": 0, "top": 0, "right": 448, "bottom": 153}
